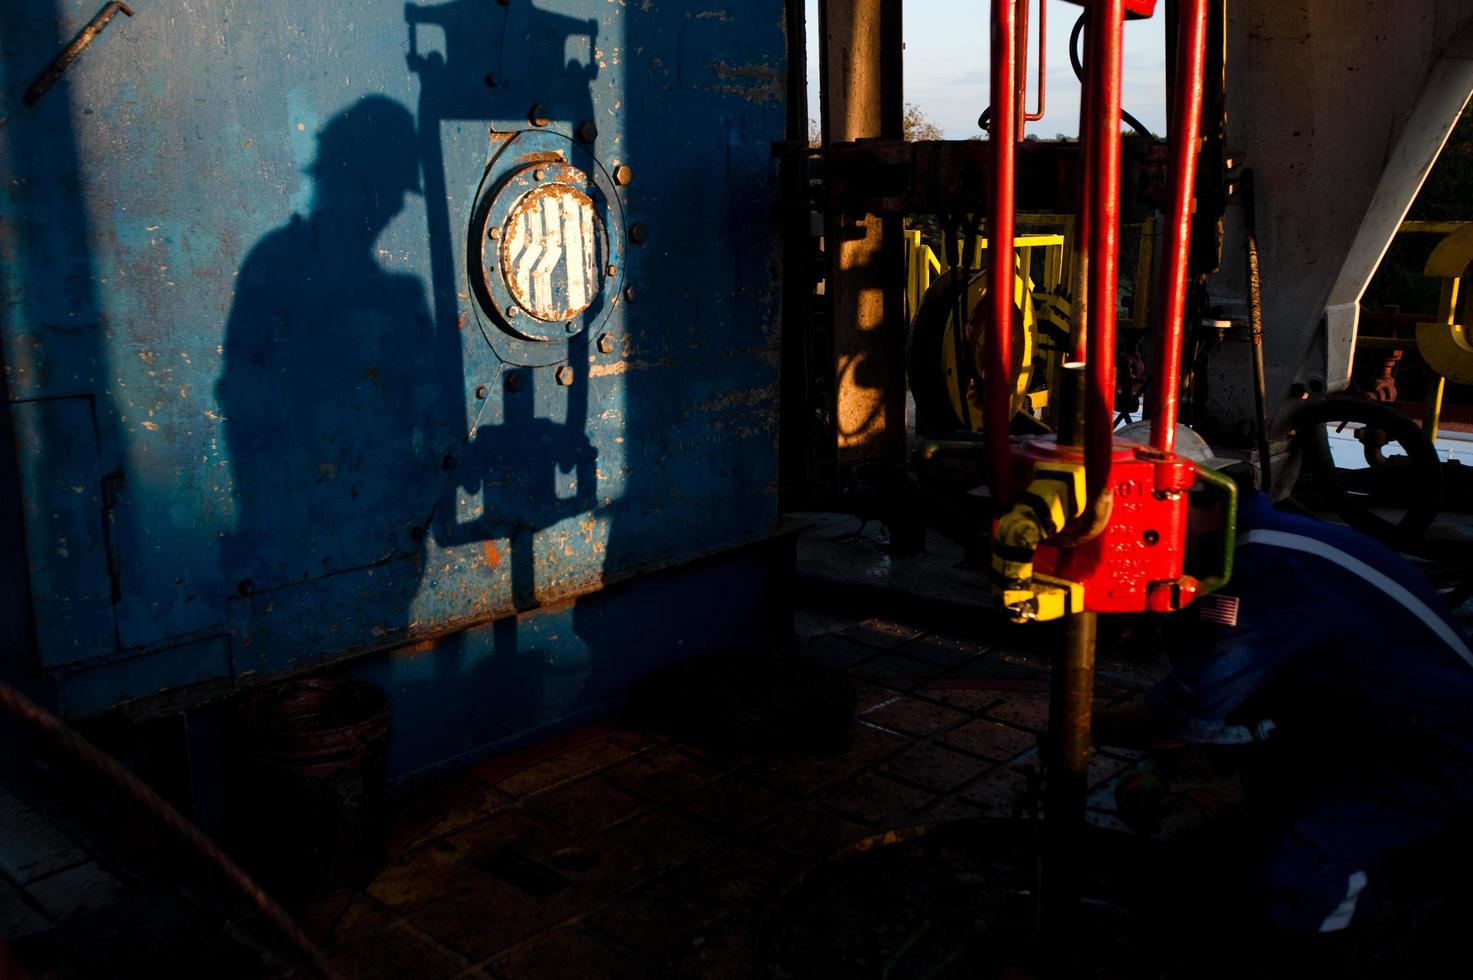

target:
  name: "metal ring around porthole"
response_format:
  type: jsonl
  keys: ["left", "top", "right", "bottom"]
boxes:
{"left": 468, "top": 131, "right": 625, "bottom": 359}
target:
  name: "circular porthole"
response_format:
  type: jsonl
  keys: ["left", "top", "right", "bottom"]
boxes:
{"left": 498, "top": 179, "right": 607, "bottom": 326}
{"left": 468, "top": 131, "right": 625, "bottom": 360}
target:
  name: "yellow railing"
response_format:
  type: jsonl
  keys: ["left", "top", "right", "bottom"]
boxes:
{"left": 903, "top": 229, "right": 1067, "bottom": 324}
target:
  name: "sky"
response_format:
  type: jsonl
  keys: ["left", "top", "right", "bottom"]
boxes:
{"left": 804, "top": 0, "right": 1168, "bottom": 139}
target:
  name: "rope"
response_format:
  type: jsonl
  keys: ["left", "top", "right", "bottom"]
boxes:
{"left": 0, "top": 678, "right": 342, "bottom": 980}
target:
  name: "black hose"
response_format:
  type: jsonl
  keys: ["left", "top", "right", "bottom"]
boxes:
{"left": 977, "top": 12, "right": 1156, "bottom": 141}
{"left": 1067, "top": 12, "right": 1158, "bottom": 142}
{"left": 0, "top": 678, "right": 342, "bottom": 980}
{"left": 1240, "top": 169, "right": 1274, "bottom": 491}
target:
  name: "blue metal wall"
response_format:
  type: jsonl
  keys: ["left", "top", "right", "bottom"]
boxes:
{"left": 0, "top": 0, "right": 788, "bottom": 774}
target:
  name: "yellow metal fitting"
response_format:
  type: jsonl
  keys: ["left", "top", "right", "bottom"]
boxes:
{"left": 991, "top": 461, "right": 1087, "bottom": 621}
{"left": 1005, "top": 575, "right": 1084, "bottom": 623}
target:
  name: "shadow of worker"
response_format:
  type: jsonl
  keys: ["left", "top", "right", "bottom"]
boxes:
{"left": 218, "top": 96, "right": 445, "bottom": 605}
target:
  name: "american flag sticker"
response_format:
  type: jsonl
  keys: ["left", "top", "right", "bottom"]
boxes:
{"left": 1199, "top": 594, "right": 1240, "bottom": 627}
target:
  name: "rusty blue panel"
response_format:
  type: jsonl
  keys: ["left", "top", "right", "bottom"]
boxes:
{"left": 59, "top": 635, "right": 232, "bottom": 717}
{"left": 8, "top": 399, "right": 115, "bottom": 667}
{"left": 0, "top": 0, "right": 788, "bottom": 733}
{"left": 347, "top": 542, "right": 783, "bottom": 784}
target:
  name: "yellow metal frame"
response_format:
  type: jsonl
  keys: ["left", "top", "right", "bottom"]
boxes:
{"left": 1012, "top": 212, "right": 1155, "bottom": 329}
{"left": 905, "top": 215, "right": 1156, "bottom": 329}
{"left": 1356, "top": 220, "right": 1473, "bottom": 439}
{"left": 903, "top": 229, "right": 1067, "bottom": 323}
{"left": 904, "top": 229, "right": 945, "bottom": 323}
{"left": 903, "top": 215, "right": 1155, "bottom": 432}
{"left": 1410, "top": 221, "right": 1473, "bottom": 387}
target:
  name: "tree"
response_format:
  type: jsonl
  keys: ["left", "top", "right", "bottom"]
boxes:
{"left": 809, "top": 105, "right": 942, "bottom": 144}
{"left": 903, "top": 103, "right": 944, "bottom": 142}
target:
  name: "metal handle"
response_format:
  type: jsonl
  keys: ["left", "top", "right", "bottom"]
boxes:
{"left": 1017, "top": 0, "right": 1048, "bottom": 125}
{"left": 1190, "top": 463, "right": 1238, "bottom": 595}
{"left": 23, "top": 2, "right": 134, "bottom": 107}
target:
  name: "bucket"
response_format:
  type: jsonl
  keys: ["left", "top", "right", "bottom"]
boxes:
{"left": 233, "top": 678, "right": 391, "bottom": 897}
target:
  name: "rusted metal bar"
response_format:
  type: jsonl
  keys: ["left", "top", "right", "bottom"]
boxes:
{"left": 1083, "top": 0, "right": 1126, "bottom": 505}
{"left": 985, "top": 0, "right": 1019, "bottom": 506}
{"left": 1041, "top": 609, "right": 1098, "bottom": 935}
{"left": 23, "top": 2, "right": 134, "bottom": 107}
{"left": 1150, "top": 0, "right": 1209, "bottom": 453}
{"left": 1242, "top": 168, "right": 1274, "bottom": 489}
{"left": 822, "top": 0, "right": 907, "bottom": 467}
{"left": 821, "top": 138, "right": 1160, "bottom": 217}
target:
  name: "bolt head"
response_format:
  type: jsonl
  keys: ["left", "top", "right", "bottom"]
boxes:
{"left": 577, "top": 121, "right": 598, "bottom": 143}
{"left": 488, "top": 225, "right": 501, "bottom": 240}
{"left": 555, "top": 366, "right": 575, "bottom": 386}
{"left": 613, "top": 164, "right": 632, "bottom": 186}
{"left": 628, "top": 223, "right": 647, "bottom": 244}
{"left": 623, "top": 285, "right": 636, "bottom": 304}
{"left": 474, "top": 384, "right": 489, "bottom": 399}
{"left": 529, "top": 103, "right": 549, "bottom": 127}
{"left": 504, "top": 371, "right": 525, "bottom": 392}
{"left": 533, "top": 169, "right": 546, "bottom": 181}
{"left": 484, "top": 73, "right": 498, "bottom": 88}
{"left": 565, "top": 320, "right": 579, "bottom": 333}
{"left": 505, "top": 306, "right": 518, "bottom": 318}
{"left": 597, "top": 332, "right": 615, "bottom": 354}
{"left": 606, "top": 264, "right": 618, "bottom": 277}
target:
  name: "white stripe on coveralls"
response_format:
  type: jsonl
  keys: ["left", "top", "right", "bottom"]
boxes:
{"left": 1238, "top": 530, "right": 1473, "bottom": 670}
{"left": 1238, "top": 530, "right": 1472, "bottom": 933}
{"left": 1319, "top": 870, "right": 1369, "bottom": 933}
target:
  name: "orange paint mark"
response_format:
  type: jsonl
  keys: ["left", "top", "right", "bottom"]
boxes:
{"left": 482, "top": 542, "right": 502, "bottom": 567}
{"left": 392, "top": 639, "right": 437, "bottom": 660}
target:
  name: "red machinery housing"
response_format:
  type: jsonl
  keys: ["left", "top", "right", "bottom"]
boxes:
{"left": 1013, "top": 439, "right": 1199, "bottom": 613}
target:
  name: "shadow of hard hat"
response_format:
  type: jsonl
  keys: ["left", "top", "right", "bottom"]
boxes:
{"left": 1115, "top": 421, "right": 1231, "bottom": 470}
{"left": 308, "top": 95, "right": 422, "bottom": 195}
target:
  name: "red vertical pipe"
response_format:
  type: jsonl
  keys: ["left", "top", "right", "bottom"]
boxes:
{"left": 1014, "top": 1, "right": 1048, "bottom": 130}
{"left": 1026, "top": 0, "right": 1047, "bottom": 122}
{"left": 1015, "top": 0, "right": 1030, "bottom": 135}
{"left": 1084, "top": 0, "right": 1125, "bottom": 503}
{"left": 987, "top": 0, "right": 1019, "bottom": 505}
{"left": 1150, "top": 0, "right": 1209, "bottom": 453}
{"left": 1067, "top": 8, "right": 1094, "bottom": 370}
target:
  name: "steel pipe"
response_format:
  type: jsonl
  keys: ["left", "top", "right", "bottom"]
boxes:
{"left": 1150, "top": 0, "right": 1209, "bottom": 453}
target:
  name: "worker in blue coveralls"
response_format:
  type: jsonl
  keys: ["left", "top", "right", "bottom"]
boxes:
{"left": 1094, "top": 423, "right": 1473, "bottom": 953}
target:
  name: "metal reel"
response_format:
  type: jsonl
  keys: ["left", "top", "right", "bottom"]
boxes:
{"left": 908, "top": 265, "right": 1037, "bottom": 437}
